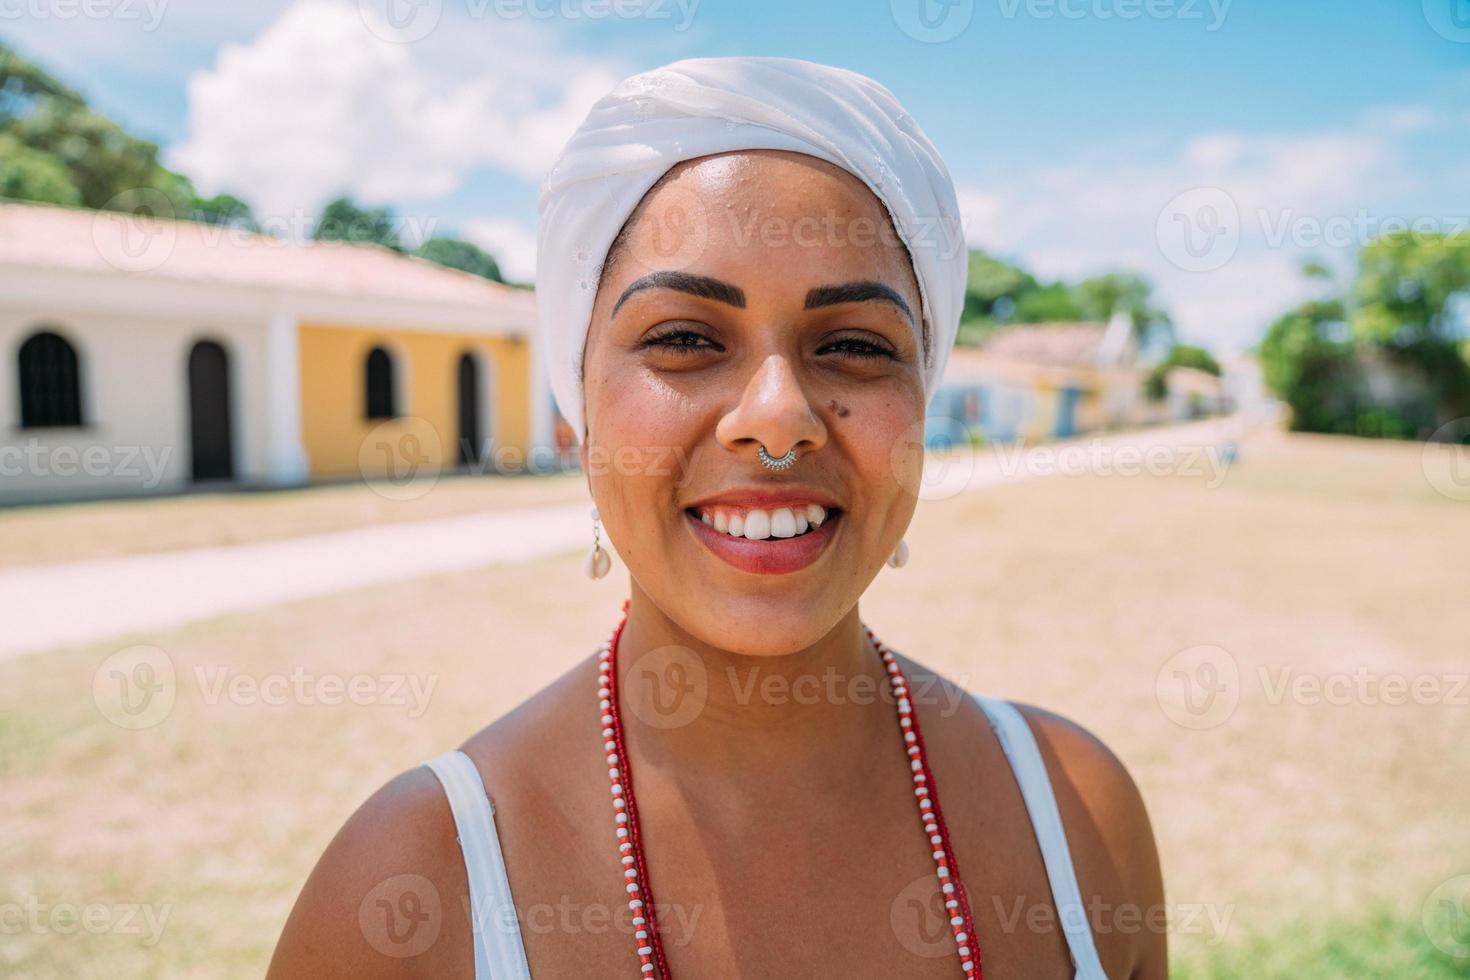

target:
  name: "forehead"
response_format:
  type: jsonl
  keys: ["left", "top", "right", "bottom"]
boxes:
{"left": 607, "top": 150, "right": 920, "bottom": 293}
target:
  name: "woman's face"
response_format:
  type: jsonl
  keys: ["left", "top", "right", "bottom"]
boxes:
{"left": 581, "top": 150, "right": 927, "bottom": 657}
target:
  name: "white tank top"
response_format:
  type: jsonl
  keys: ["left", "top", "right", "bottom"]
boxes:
{"left": 424, "top": 694, "right": 1109, "bottom": 979}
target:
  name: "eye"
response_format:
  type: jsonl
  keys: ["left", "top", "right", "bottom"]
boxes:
{"left": 637, "top": 326, "right": 724, "bottom": 356}
{"left": 818, "top": 335, "right": 898, "bottom": 361}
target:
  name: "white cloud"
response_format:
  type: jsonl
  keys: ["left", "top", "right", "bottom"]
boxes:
{"left": 953, "top": 104, "right": 1456, "bottom": 353}
{"left": 169, "top": 0, "right": 621, "bottom": 220}
{"left": 463, "top": 217, "right": 539, "bottom": 282}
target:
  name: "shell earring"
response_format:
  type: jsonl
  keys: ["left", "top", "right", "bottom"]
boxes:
{"left": 585, "top": 506, "right": 611, "bottom": 580}
{"left": 886, "top": 538, "right": 910, "bottom": 569}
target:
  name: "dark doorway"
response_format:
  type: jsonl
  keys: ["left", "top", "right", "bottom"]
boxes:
{"left": 188, "top": 340, "right": 234, "bottom": 482}
{"left": 457, "top": 352, "right": 482, "bottom": 466}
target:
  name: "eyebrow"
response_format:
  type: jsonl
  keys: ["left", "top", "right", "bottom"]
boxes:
{"left": 612, "top": 271, "right": 746, "bottom": 318}
{"left": 804, "top": 281, "right": 914, "bottom": 325}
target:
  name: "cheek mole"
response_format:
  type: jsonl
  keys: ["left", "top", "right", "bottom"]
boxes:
{"left": 827, "top": 399, "right": 851, "bottom": 418}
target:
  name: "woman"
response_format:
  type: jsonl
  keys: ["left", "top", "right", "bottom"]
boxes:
{"left": 268, "top": 57, "right": 1165, "bottom": 979}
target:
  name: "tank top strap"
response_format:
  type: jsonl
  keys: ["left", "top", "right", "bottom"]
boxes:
{"left": 972, "top": 695, "right": 1109, "bottom": 980}
{"left": 423, "top": 750, "right": 533, "bottom": 980}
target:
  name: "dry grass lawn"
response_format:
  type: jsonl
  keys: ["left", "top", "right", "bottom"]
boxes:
{"left": 2, "top": 429, "right": 1467, "bottom": 978}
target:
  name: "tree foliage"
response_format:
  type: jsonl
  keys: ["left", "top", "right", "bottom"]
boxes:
{"left": 416, "top": 237, "right": 503, "bottom": 282}
{"left": 312, "top": 196, "right": 404, "bottom": 251}
{"left": 1260, "top": 231, "right": 1470, "bottom": 438}
{"left": 956, "top": 249, "right": 1174, "bottom": 352}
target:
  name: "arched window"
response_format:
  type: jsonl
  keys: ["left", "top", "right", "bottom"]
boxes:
{"left": 364, "top": 346, "right": 397, "bottom": 419}
{"left": 18, "top": 330, "right": 83, "bottom": 428}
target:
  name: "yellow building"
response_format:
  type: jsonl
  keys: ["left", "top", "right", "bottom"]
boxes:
{"left": 0, "top": 201, "right": 551, "bottom": 504}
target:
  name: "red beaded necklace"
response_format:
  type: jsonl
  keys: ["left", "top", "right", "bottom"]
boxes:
{"left": 596, "top": 601, "right": 983, "bottom": 978}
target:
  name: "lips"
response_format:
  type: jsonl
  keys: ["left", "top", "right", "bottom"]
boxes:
{"left": 684, "top": 506, "right": 841, "bottom": 575}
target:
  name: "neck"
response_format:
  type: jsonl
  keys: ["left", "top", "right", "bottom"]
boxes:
{"left": 611, "top": 584, "right": 897, "bottom": 788}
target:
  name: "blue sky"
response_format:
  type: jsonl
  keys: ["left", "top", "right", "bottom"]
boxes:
{"left": 4, "top": 0, "right": 1468, "bottom": 353}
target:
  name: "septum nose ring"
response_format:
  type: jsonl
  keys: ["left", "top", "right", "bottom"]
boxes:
{"left": 757, "top": 445, "right": 798, "bottom": 471}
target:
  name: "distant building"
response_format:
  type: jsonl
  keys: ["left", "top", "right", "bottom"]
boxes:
{"left": 0, "top": 201, "right": 555, "bottom": 504}
{"left": 931, "top": 312, "right": 1146, "bottom": 446}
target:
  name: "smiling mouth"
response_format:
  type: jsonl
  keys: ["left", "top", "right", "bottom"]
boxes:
{"left": 682, "top": 504, "right": 843, "bottom": 575}
{"left": 685, "top": 503, "right": 838, "bottom": 540}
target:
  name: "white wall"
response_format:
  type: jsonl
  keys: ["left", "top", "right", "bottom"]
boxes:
{"left": 0, "top": 293, "right": 270, "bottom": 505}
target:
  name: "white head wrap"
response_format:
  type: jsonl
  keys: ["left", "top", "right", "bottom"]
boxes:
{"left": 536, "top": 56, "right": 966, "bottom": 441}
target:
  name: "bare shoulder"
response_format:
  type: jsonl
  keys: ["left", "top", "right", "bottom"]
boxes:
{"left": 1011, "top": 702, "right": 1168, "bottom": 979}
{"left": 265, "top": 764, "right": 473, "bottom": 979}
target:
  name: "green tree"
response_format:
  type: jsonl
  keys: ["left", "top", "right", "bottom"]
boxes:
{"left": 1078, "top": 271, "right": 1175, "bottom": 351}
{"left": 1011, "top": 281, "right": 1085, "bottom": 322}
{"left": 188, "top": 193, "right": 259, "bottom": 231}
{"left": 416, "top": 237, "right": 503, "bottom": 282}
{"left": 1258, "top": 299, "right": 1362, "bottom": 434}
{"left": 0, "top": 42, "right": 196, "bottom": 213}
{"left": 313, "top": 196, "right": 404, "bottom": 251}
{"left": 1144, "top": 343, "right": 1222, "bottom": 401}
{"left": 0, "top": 132, "right": 81, "bottom": 205}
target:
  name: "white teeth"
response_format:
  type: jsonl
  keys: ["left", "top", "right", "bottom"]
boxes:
{"left": 696, "top": 505, "right": 833, "bottom": 539}
{"left": 742, "top": 510, "right": 771, "bottom": 540}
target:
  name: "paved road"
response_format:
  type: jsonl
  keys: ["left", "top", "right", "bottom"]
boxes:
{"left": 0, "top": 418, "right": 1244, "bottom": 661}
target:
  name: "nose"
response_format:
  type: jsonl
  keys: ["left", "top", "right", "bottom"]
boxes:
{"left": 715, "top": 353, "right": 828, "bottom": 463}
